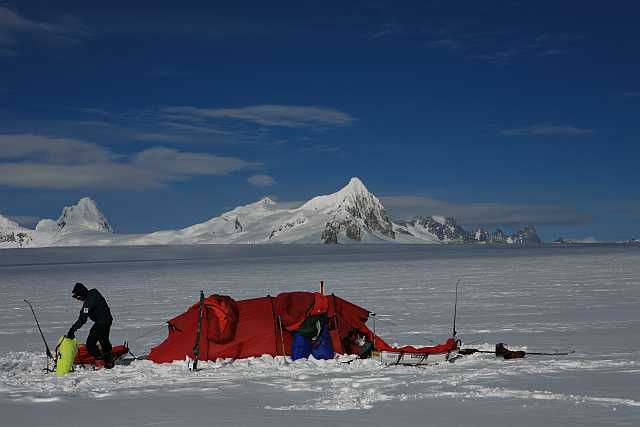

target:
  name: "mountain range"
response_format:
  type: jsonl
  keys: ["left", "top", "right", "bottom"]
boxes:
{"left": 1, "top": 177, "right": 543, "bottom": 248}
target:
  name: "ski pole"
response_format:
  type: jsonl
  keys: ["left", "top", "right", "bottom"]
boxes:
{"left": 24, "top": 299, "right": 53, "bottom": 359}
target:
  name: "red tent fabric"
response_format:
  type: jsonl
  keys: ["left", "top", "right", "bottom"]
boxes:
{"left": 148, "top": 291, "right": 457, "bottom": 363}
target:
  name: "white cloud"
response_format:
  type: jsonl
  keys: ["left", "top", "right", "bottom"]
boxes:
{"left": 0, "top": 6, "right": 87, "bottom": 51}
{"left": 0, "top": 134, "right": 113, "bottom": 164}
{"left": 0, "top": 162, "right": 160, "bottom": 190}
{"left": 381, "top": 195, "right": 591, "bottom": 227}
{"left": 0, "top": 134, "right": 258, "bottom": 190}
{"left": 130, "top": 133, "right": 186, "bottom": 142}
{"left": 134, "top": 147, "right": 257, "bottom": 176}
{"left": 499, "top": 124, "right": 594, "bottom": 136}
{"left": 163, "top": 105, "right": 355, "bottom": 128}
{"left": 247, "top": 174, "right": 275, "bottom": 187}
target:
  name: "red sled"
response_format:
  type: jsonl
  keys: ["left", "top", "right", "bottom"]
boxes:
{"left": 74, "top": 343, "right": 130, "bottom": 365}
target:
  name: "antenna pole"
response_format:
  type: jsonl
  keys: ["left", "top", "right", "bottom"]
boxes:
{"left": 452, "top": 280, "right": 460, "bottom": 338}
{"left": 24, "top": 299, "right": 53, "bottom": 359}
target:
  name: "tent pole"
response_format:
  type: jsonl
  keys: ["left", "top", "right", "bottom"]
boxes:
{"left": 191, "top": 290, "right": 205, "bottom": 371}
{"left": 371, "top": 312, "right": 377, "bottom": 352}
{"left": 277, "top": 315, "right": 287, "bottom": 363}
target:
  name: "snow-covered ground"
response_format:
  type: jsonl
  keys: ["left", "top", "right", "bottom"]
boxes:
{"left": 1, "top": 244, "right": 638, "bottom": 426}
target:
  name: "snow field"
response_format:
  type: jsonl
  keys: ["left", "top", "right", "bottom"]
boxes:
{"left": 0, "top": 244, "right": 638, "bottom": 426}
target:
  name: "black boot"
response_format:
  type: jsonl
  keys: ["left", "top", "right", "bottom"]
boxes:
{"left": 104, "top": 353, "right": 114, "bottom": 369}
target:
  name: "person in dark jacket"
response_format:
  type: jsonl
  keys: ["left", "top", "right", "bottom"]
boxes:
{"left": 67, "top": 282, "right": 114, "bottom": 369}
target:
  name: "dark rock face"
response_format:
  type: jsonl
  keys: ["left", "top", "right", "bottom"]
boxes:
{"left": 344, "top": 193, "right": 395, "bottom": 239}
{"left": 473, "top": 228, "right": 490, "bottom": 242}
{"left": 491, "top": 228, "right": 508, "bottom": 243}
{"left": 0, "top": 231, "right": 31, "bottom": 246}
{"left": 269, "top": 216, "right": 307, "bottom": 240}
{"left": 234, "top": 217, "right": 243, "bottom": 232}
{"left": 394, "top": 225, "right": 413, "bottom": 235}
{"left": 321, "top": 219, "right": 362, "bottom": 244}
{"left": 510, "top": 224, "right": 542, "bottom": 244}
{"left": 321, "top": 222, "right": 339, "bottom": 244}
{"left": 412, "top": 216, "right": 471, "bottom": 242}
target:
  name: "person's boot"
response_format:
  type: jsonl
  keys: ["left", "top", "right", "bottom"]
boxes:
{"left": 104, "top": 353, "right": 114, "bottom": 369}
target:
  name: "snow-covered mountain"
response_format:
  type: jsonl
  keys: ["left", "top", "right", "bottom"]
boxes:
{"left": 134, "top": 178, "right": 397, "bottom": 245}
{"left": 1, "top": 198, "right": 113, "bottom": 248}
{"left": 0, "top": 178, "right": 545, "bottom": 248}
{"left": 36, "top": 197, "right": 112, "bottom": 234}
{"left": 0, "top": 214, "right": 32, "bottom": 247}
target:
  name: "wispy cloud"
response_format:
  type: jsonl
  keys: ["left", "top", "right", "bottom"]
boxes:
{"left": 74, "top": 107, "right": 114, "bottom": 117}
{"left": 299, "top": 144, "right": 341, "bottom": 153}
{"left": 427, "top": 38, "right": 462, "bottom": 50}
{"left": 624, "top": 91, "right": 640, "bottom": 98}
{"left": 163, "top": 122, "right": 243, "bottom": 137}
{"left": 423, "top": 30, "right": 583, "bottom": 65}
{"left": 247, "top": 174, "right": 276, "bottom": 187}
{"left": 133, "top": 147, "right": 257, "bottom": 176}
{"left": 370, "top": 21, "right": 406, "bottom": 39}
{"left": 0, "top": 6, "right": 87, "bottom": 55}
{"left": 499, "top": 124, "right": 594, "bottom": 136}
{"left": 0, "top": 134, "right": 113, "bottom": 164}
{"left": 69, "top": 106, "right": 253, "bottom": 144}
{"left": 130, "top": 132, "right": 188, "bottom": 142}
{"left": 0, "top": 134, "right": 258, "bottom": 190}
{"left": 163, "top": 105, "right": 355, "bottom": 128}
{"left": 538, "top": 49, "right": 568, "bottom": 57}
{"left": 381, "top": 195, "right": 591, "bottom": 227}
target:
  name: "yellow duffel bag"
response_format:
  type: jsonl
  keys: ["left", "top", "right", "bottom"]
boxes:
{"left": 55, "top": 336, "right": 78, "bottom": 376}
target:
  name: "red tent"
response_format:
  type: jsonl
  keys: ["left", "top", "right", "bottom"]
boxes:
{"left": 148, "top": 291, "right": 457, "bottom": 363}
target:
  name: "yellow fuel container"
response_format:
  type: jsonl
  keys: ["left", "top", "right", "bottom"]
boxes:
{"left": 55, "top": 336, "right": 78, "bottom": 376}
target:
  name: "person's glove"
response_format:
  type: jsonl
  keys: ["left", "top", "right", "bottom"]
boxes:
{"left": 66, "top": 330, "right": 75, "bottom": 339}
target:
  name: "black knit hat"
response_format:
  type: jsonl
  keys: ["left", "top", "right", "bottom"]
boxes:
{"left": 72, "top": 282, "right": 88, "bottom": 300}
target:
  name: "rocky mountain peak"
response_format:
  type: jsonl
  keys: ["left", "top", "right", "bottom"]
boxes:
{"left": 36, "top": 197, "right": 113, "bottom": 234}
{"left": 510, "top": 224, "right": 541, "bottom": 244}
{"left": 257, "top": 196, "right": 276, "bottom": 206}
{"left": 339, "top": 177, "right": 369, "bottom": 196}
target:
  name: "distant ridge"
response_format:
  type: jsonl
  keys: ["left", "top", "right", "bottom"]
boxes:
{"left": 1, "top": 178, "right": 546, "bottom": 248}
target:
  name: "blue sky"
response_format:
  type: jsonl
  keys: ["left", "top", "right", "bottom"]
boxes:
{"left": 1, "top": 1, "right": 639, "bottom": 241}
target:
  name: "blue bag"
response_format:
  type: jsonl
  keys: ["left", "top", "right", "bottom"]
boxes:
{"left": 311, "top": 324, "right": 334, "bottom": 360}
{"left": 291, "top": 332, "right": 312, "bottom": 360}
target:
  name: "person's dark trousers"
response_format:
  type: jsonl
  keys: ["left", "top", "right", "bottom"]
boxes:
{"left": 87, "top": 322, "right": 112, "bottom": 361}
